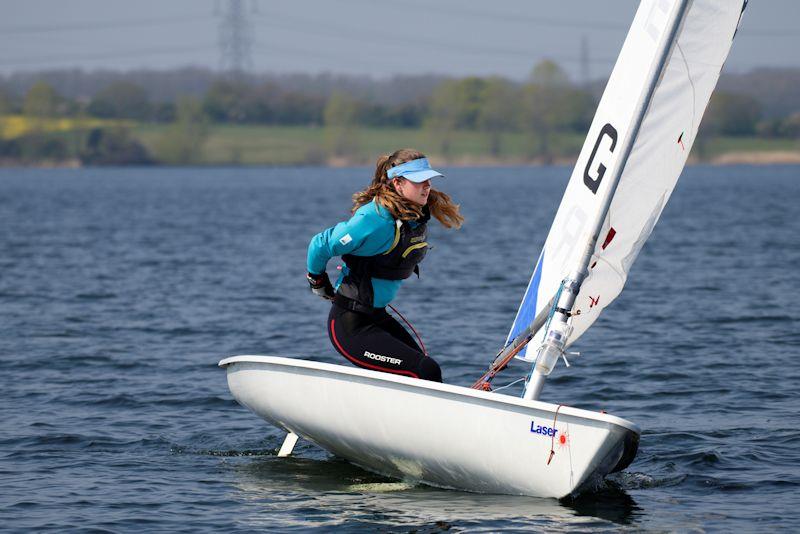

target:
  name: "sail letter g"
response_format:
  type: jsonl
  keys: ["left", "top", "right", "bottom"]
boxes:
{"left": 583, "top": 123, "right": 618, "bottom": 194}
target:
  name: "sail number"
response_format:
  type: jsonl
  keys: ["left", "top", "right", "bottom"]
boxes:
{"left": 583, "top": 122, "right": 618, "bottom": 194}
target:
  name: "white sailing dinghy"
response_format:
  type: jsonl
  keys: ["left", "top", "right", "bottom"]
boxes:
{"left": 220, "top": 0, "right": 746, "bottom": 499}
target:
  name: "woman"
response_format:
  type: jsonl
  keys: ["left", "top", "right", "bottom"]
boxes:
{"left": 306, "top": 148, "right": 463, "bottom": 382}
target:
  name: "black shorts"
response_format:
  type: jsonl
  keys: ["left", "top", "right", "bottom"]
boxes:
{"left": 327, "top": 303, "right": 442, "bottom": 382}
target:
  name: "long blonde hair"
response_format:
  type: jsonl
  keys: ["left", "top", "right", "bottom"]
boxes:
{"left": 351, "top": 148, "right": 464, "bottom": 229}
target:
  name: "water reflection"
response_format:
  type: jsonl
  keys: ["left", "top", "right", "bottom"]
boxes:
{"left": 227, "top": 454, "right": 640, "bottom": 530}
{"left": 562, "top": 478, "right": 641, "bottom": 525}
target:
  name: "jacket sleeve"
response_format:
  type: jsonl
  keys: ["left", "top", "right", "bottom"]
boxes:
{"left": 306, "top": 210, "right": 388, "bottom": 275}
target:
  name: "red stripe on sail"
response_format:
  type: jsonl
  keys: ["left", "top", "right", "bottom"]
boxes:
{"left": 601, "top": 228, "right": 617, "bottom": 250}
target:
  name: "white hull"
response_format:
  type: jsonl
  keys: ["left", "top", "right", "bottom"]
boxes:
{"left": 220, "top": 356, "right": 640, "bottom": 499}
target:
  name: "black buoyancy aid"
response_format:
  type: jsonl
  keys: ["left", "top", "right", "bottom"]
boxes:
{"left": 337, "top": 210, "right": 430, "bottom": 308}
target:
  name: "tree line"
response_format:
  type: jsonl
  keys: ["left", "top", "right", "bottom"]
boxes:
{"left": 0, "top": 61, "right": 797, "bottom": 166}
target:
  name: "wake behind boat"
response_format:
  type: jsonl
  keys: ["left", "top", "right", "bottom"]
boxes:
{"left": 221, "top": 0, "right": 746, "bottom": 499}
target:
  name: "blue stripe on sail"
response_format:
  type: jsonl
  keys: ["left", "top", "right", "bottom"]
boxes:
{"left": 507, "top": 251, "right": 544, "bottom": 343}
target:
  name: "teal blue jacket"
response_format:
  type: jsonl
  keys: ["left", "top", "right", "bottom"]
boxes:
{"left": 307, "top": 200, "right": 410, "bottom": 308}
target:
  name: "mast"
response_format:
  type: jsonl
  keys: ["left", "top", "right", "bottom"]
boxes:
{"left": 522, "top": 0, "right": 692, "bottom": 401}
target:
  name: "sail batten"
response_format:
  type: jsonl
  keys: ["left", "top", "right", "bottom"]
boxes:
{"left": 507, "top": 0, "right": 746, "bottom": 359}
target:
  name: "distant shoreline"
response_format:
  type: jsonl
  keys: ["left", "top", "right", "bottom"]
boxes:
{"left": 2, "top": 150, "right": 800, "bottom": 169}
{"left": 704, "top": 150, "right": 800, "bottom": 165}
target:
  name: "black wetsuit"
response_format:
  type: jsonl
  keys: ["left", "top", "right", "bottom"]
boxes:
{"left": 327, "top": 303, "right": 442, "bottom": 381}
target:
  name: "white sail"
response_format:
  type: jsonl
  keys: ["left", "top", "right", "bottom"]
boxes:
{"left": 507, "top": 0, "right": 746, "bottom": 358}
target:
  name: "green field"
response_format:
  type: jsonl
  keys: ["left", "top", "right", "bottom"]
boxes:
{"left": 134, "top": 124, "right": 595, "bottom": 166}
{"left": 133, "top": 124, "right": 799, "bottom": 166}
{"left": 698, "top": 136, "right": 798, "bottom": 155}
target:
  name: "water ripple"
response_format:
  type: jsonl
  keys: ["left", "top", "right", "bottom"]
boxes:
{"left": 1, "top": 166, "right": 799, "bottom": 531}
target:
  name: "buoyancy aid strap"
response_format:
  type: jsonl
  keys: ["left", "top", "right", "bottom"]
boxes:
{"left": 401, "top": 242, "right": 428, "bottom": 258}
{"left": 333, "top": 293, "right": 384, "bottom": 315}
{"left": 382, "top": 219, "right": 402, "bottom": 255}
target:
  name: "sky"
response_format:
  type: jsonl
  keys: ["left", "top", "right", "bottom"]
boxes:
{"left": 1, "top": 0, "right": 798, "bottom": 82}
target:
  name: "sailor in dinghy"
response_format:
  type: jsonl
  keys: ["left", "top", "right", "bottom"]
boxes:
{"left": 306, "top": 148, "right": 464, "bottom": 382}
{"left": 222, "top": 0, "right": 746, "bottom": 498}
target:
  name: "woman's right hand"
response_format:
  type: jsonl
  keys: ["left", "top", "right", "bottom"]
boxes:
{"left": 307, "top": 272, "right": 334, "bottom": 300}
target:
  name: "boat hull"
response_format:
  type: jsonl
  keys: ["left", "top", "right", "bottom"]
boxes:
{"left": 220, "top": 355, "right": 639, "bottom": 499}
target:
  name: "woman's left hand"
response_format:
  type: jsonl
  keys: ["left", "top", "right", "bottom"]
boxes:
{"left": 307, "top": 272, "right": 334, "bottom": 300}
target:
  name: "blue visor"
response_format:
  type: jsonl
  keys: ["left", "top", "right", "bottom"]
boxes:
{"left": 386, "top": 158, "right": 444, "bottom": 183}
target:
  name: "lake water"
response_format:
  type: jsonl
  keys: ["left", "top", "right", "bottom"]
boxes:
{"left": 1, "top": 164, "right": 799, "bottom": 532}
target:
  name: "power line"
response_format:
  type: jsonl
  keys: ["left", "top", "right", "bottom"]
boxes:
{"left": 250, "top": 42, "right": 381, "bottom": 71}
{"left": 339, "top": 0, "right": 628, "bottom": 31}
{"left": 580, "top": 35, "right": 590, "bottom": 87}
{"left": 0, "top": 15, "right": 211, "bottom": 35}
{"left": 0, "top": 44, "right": 217, "bottom": 68}
{"left": 341, "top": 0, "right": 800, "bottom": 37}
{"left": 251, "top": 12, "right": 617, "bottom": 65}
{"left": 739, "top": 28, "right": 800, "bottom": 36}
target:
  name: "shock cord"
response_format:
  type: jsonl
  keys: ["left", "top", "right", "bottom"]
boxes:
{"left": 388, "top": 304, "right": 428, "bottom": 357}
